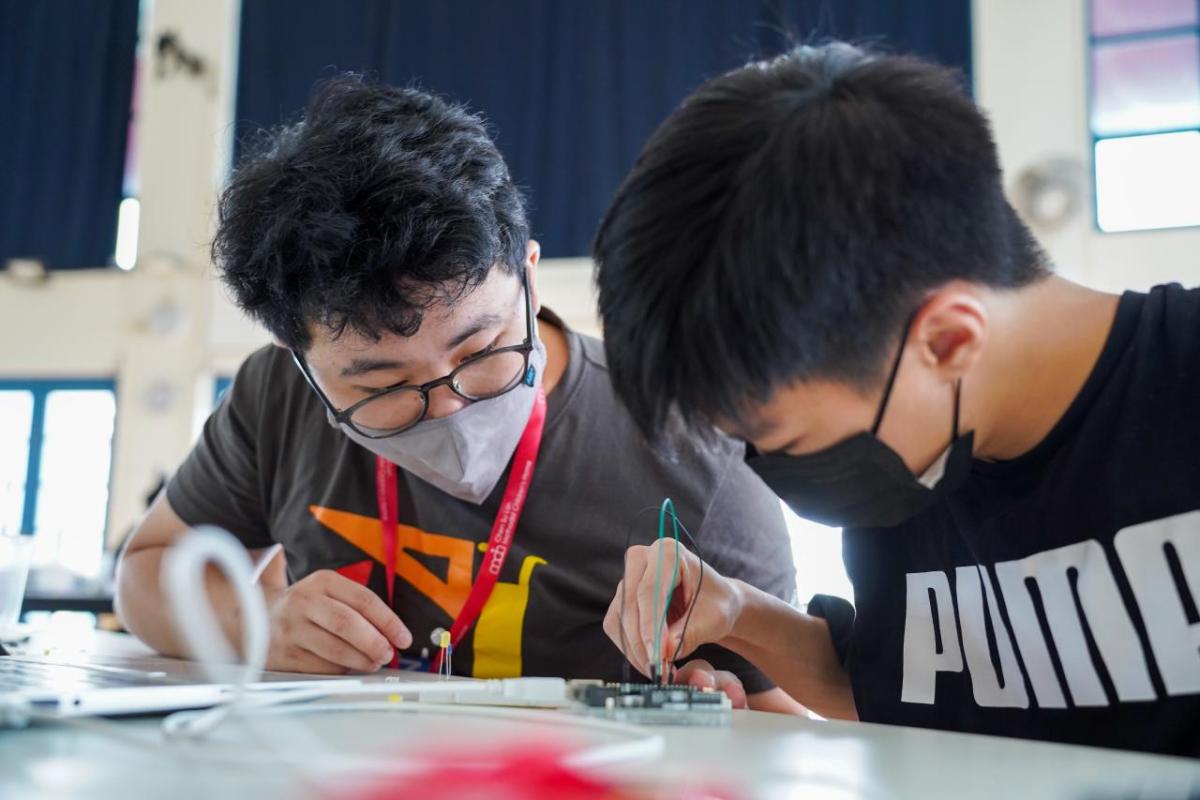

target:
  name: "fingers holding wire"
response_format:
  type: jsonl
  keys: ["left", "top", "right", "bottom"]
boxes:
{"left": 606, "top": 578, "right": 635, "bottom": 663}
{"left": 611, "top": 501, "right": 712, "bottom": 682}
{"left": 623, "top": 548, "right": 657, "bottom": 677}
{"left": 637, "top": 539, "right": 683, "bottom": 677}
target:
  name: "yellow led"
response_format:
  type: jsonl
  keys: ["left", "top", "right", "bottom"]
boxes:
{"left": 439, "top": 631, "right": 451, "bottom": 649}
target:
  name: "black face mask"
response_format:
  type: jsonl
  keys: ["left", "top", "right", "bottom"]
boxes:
{"left": 745, "top": 324, "right": 974, "bottom": 530}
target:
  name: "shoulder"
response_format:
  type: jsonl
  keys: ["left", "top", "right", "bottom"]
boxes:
{"left": 233, "top": 344, "right": 299, "bottom": 384}
{"left": 572, "top": 329, "right": 611, "bottom": 374}
{"left": 1127, "top": 284, "right": 1200, "bottom": 397}
{"left": 1147, "top": 283, "right": 1200, "bottom": 362}
{"left": 220, "top": 344, "right": 320, "bottom": 432}
{"left": 565, "top": 329, "right": 786, "bottom": 529}
{"left": 564, "top": 326, "right": 762, "bottom": 485}
{"left": 226, "top": 345, "right": 310, "bottom": 401}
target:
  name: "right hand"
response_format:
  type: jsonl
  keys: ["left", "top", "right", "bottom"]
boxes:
{"left": 602, "top": 539, "right": 744, "bottom": 679}
{"left": 263, "top": 569, "right": 412, "bottom": 674}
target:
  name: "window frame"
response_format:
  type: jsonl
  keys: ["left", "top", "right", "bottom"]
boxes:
{"left": 0, "top": 379, "right": 118, "bottom": 538}
{"left": 1086, "top": 2, "right": 1200, "bottom": 233}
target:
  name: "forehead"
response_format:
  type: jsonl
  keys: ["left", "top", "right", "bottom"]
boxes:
{"left": 413, "top": 270, "right": 522, "bottom": 331}
{"left": 718, "top": 378, "right": 877, "bottom": 441}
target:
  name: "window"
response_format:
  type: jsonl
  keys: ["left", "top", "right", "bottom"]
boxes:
{"left": 1089, "top": 0, "right": 1200, "bottom": 232}
{"left": 783, "top": 506, "right": 854, "bottom": 605}
{"left": 0, "top": 381, "right": 117, "bottom": 577}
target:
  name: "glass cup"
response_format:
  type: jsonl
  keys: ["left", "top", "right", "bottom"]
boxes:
{"left": 0, "top": 528, "right": 34, "bottom": 637}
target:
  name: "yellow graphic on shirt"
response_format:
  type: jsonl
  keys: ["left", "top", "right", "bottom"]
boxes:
{"left": 309, "top": 505, "right": 546, "bottom": 677}
{"left": 473, "top": 542, "right": 547, "bottom": 678}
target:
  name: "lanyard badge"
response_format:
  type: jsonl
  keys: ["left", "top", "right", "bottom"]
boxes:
{"left": 375, "top": 388, "right": 547, "bottom": 673}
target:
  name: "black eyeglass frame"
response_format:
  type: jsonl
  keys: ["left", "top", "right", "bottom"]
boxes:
{"left": 291, "top": 270, "right": 536, "bottom": 439}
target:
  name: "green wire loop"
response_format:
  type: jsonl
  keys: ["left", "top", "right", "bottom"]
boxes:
{"left": 650, "top": 497, "right": 682, "bottom": 681}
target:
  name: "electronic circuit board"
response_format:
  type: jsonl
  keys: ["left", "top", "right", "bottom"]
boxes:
{"left": 566, "top": 680, "right": 732, "bottom": 726}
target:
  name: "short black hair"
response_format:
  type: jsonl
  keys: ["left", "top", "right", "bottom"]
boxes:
{"left": 214, "top": 75, "right": 528, "bottom": 350}
{"left": 593, "top": 43, "right": 1048, "bottom": 440}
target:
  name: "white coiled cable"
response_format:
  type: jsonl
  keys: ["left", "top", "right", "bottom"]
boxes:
{"left": 160, "top": 526, "right": 272, "bottom": 738}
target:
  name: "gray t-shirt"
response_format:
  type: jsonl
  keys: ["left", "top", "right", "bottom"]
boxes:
{"left": 168, "top": 313, "right": 795, "bottom": 692}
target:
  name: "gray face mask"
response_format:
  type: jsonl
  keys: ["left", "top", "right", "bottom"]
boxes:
{"left": 331, "top": 338, "right": 547, "bottom": 505}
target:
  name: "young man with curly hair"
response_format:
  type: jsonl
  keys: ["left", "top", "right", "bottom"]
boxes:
{"left": 115, "top": 77, "right": 802, "bottom": 713}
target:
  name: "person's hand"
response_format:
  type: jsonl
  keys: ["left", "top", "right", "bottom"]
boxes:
{"left": 673, "top": 659, "right": 748, "bottom": 709}
{"left": 263, "top": 570, "right": 412, "bottom": 673}
{"left": 602, "top": 539, "right": 742, "bottom": 679}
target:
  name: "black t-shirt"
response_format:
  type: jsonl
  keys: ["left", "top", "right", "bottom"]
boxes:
{"left": 167, "top": 312, "right": 796, "bottom": 690}
{"left": 814, "top": 283, "right": 1200, "bottom": 756}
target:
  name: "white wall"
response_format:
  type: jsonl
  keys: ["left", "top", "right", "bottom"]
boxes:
{"left": 973, "top": 0, "right": 1200, "bottom": 292}
{"left": 136, "top": 0, "right": 240, "bottom": 273}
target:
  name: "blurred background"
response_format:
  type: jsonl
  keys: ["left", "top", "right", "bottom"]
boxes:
{"left": 0, "top": 0, "right": 1197, "bottom": 627}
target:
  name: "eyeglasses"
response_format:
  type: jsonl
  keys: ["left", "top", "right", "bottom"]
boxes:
{"left": 292, "top": 272, "right": 536, "bottom": 439}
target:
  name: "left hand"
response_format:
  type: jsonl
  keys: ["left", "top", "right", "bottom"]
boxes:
{"left": 673, "top": 659, "right": 748, "bottom": 709}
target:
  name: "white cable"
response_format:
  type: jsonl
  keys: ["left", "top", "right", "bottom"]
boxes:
{"left": 162, "top": 677, "right": 555, "bottom": 734}
{"left": 160, "top": 526, "right": 271, "bottom": 739}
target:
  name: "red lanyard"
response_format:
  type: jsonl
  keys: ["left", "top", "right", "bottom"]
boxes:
{"left": 375, "top": 388, "right": 547, "bottom": 673}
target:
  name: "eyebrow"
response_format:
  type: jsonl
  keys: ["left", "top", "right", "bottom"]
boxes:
{"left": 341, "top": 357, "right": 408, "bottom": 378}
{"left": 444, "top": 311, "right": 506, "bottom": 350}
{"left": 337, "top": 305, "right": 514, "bottom": 379}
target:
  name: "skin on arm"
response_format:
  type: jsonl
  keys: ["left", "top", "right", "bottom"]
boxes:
{"left": 604, "top": 539, "right": 856, "bottom": 720}
{"left": 115, "top": 493, "right": 262, "bottom": 660}
{"left": 720, "top": 580, "right": 857, "bottom": 720}
{"left": 115, "top": 492, "right": 412, "bottom": 674}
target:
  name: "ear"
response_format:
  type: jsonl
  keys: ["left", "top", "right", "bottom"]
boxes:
{"left": 525, "top": 239, "right": 542, "bottom": 313}
{"left": 910, "top": 282, "right": 988, "bottom": 382}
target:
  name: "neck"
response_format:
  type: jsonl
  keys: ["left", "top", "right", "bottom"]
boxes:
{"left": 967, "top": 275, "right": 1121, "bottom": 462}
{"left": 537, "top": 316, "right": 570, "bottom": 396}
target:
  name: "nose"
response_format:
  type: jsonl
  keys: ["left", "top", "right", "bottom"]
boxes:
{"left": 425, "top": 383, "right": 469, "bottom": 420}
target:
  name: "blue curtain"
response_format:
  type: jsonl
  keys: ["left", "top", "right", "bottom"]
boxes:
{"left": 236, "top": 0, "right": 971, "bottom": 258}
{"left": 0, "top": 0, "right": 140, "bottom": 270}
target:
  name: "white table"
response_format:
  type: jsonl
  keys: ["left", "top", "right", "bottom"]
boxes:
{"left": 3, "top": 631, "right": 1198, "bottom": 799}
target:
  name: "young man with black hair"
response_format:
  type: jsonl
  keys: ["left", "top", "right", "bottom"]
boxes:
{"left": 115, "top": 77, "right": 803, "bottom": 713}
{"left": 595, "top": 43, "right": 1199, "bottom": 755}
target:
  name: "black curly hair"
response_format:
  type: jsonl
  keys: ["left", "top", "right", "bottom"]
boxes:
{"left": 213, "top": 75, "right": 529, "bottom": 350}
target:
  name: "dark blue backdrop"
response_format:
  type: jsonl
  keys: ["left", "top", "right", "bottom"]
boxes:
{"left": 0, "top": 0, "right": 139, "bottom": 270}
{"left": 235, "top": 1, "right": 974, "bottom": 257}
{"left": 236, "top": 0, "right": 974, "bottom": 256}
{"left": 0, "top": 1, "right": 970, "bottom": 270}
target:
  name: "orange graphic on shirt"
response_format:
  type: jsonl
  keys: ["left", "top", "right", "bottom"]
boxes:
{"left": 310, "top": 505, "right": 549, "bottom": 676}
{"left": 309, "top": 504, "right": 475, "bottom": 617}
